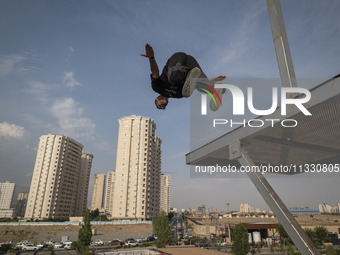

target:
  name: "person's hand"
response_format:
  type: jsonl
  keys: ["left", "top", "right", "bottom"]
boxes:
{"left": 210, "top": 75, "right": 226, "bottom": 82}
{"left": 140, "top": 43, "right": 154, "bottom": 58}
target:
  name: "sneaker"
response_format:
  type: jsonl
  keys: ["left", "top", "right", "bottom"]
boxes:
{"left": 182, "top": 67, "right": 202, "bottom": 98}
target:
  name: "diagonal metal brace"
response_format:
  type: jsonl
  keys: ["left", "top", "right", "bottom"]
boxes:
{"left": 234, "top": 146, "right": 320, "bottom": 255}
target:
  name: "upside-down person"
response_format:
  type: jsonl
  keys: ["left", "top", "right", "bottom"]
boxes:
{"left": 141, "top": 43, "right": 226, "bottom": 110}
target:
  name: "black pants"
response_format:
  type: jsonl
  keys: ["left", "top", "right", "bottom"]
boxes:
{"left": 165, "top": 52, "right": 207, "bottom": 78}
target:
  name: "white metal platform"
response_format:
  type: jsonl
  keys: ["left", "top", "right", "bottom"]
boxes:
{"left": 186, "top": 74, "right": 340, "bottom": 172}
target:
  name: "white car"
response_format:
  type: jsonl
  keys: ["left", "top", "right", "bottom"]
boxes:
{"left": 124, "top": 240, "right": 138, "bottom": 246}
{"left": 15, "top": 241, "right": 30, "bottom": 249}
{"left": 54, "top": 242, "right": 65, "bottom": 248}
{"left": 64, "top": 243, "right": 72, "bottom": 250}
{"left": 91, "top": 239, "right": 104, "bottom": 246}
{"left": 22, "top": 244, "right": 41, "bottom": 251}
{"left": 35, "top": 242, "right": 47, "bottom": 248}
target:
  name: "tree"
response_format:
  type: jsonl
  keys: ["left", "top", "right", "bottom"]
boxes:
{"left": 90, "top": 209, "right": 100, "bottom": 220}
{"left": 167, "top": 212, "right": 175, "bottom": 221}
{"left": 277, "top": 223, "right": 289, "bottom": 239}
{"left": 231, "top": 224, "right": 250, "bottom": 255}
{"left": 75, "top": 209, "right": 92, "bottom": 254}
{"left": 304, "top": 228, "right": 316, "bottom": 240}
{"left": 153, "top": 211, "right": 173, "bottom": 248}
{"left": 314, "top": 226, "right": 328, "bottom": 244}
{"left": 325, "top": 246, "right": 336, "bottom": 255}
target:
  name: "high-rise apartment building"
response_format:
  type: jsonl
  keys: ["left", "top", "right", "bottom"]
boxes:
{"left": 105, "top": 171, "right": 116, "bottom": 216}
{"left": 160, "top": 174, "right": 170, "bottom": 214}
{"left": 25, "top": 134, "right": 93, "bottom": 219}
{"left": 0, "top": 181, "right": 15, "bottom": 218}
{"left": 111, "top": 115, "right": 161, "bottom": 220}
{"left": 75, "top": 153, "right": 94, "bottom": 216}
{"left": 240, "top": 203, "right": 254, "bottom": 213}
{"left": 91, "top": 174, "right": 106, "bottom": 211}
{"left": 15, "top": 192, "right": 28, "bottom": 217}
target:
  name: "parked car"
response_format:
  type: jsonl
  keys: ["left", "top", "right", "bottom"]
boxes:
{"left": 22, "top": 244, "right": 41, "bottom": 251}
{"left": 136, "top": 237, "right": 147, "bottom": 243}
{"left": 35, "top": 242, "right": 47, "bottom": 248}
{"left": 147, "top": 236, "right": 155, "bottom": 242}
{"left": 91, "top": 239, "right": 104, "bottom": 246}
{"left": 14, "top": 242, "right": 28, "bottom": 249}
{"left": 64, "top": 243, "right": 72, "bottom": 250}
{"left": 15, "top": 241, "right": 30, "bottom": 249}
{"left": 194, "top": 241, "right": 210, "bottom": 247}
{"left": 54, "top": 242, "right": 65, "bottom": 248}
{"left": 124, "top": 240, "right": 138, "bottom": 247}
{"left": 45, "top": 240, "right": 54, "bottom": 246}
{"left": 108, "top": 239, "right": 124, "bottom": 246}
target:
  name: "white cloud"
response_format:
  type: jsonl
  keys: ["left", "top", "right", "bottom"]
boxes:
{"left": 63, "top": 71, "right": 81, "bottom": 88}
{"left": 69, "top": 46, "right": 75, "bottom": 52}
{"left": 0, "top": 53, "right": 39, "bottom": 76}
{"left": 49, "top": 97, "right": 96, "bottom": 139}
{"left": 0, "top": 122, "right": 29, "bottom": 140}
{"left": 23, "top": 81, "right": 52, "bottom": 105}
{"left": 0, "top": 54, "right": 26, "bottom": 76}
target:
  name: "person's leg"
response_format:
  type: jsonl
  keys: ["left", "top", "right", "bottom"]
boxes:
{"left": 166, "top": 52, "right": 188, "bottom": 68}
{"left": 185, "top": 55, "right": 207, "bottom": 78}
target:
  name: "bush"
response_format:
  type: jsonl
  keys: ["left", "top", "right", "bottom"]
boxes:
{"left": 0, "top": 244, "right": 12, "bottom": 252}
{"left": 286, "top": 243, "right": 294, "bottom": 255}
{"left": 325, "top": 246, "right": 336, "bottom": 255}
{"left": 256, "top": 242, "right": 261, "bottom": 253}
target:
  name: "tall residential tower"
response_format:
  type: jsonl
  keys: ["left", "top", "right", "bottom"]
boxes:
{"left": 104, "top": 171, "right": 116, "bottom": 216}
{"left": 25, "top": 134, "right": 93, "bottom": 219}
{"left": 111, "top": 115, "right": 161, "bottom": 220}
{"left": 160, "top": 174, "right": 170, "bottom": 214}
{"left": 0, "top": 181, "right": 15, "bottom": 218}
{"left": 91, "top": 173, "right": 106, "bottom": 211}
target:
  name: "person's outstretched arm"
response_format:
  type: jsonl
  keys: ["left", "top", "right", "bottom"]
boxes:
{"left": 140, "top": 43, "right": 159, "bottom": 79}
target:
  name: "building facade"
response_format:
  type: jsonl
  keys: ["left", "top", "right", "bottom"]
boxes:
{"left": 105, "top": 171, "right": 116, "bottom": 216}
{"left": 15, "top": 192, "right": 28, "bottom": 217}
{"left": 91, "top": 174, "right": 106, "bottom": 211}
{"left": 240, "top": 203, "right": 254, "bottom": 213}
{"left": 0, "top": 181, "right": 15, "bottom": 218}
{"left": 111, "top": 115, "right": 161, "bottom": 220}
{"left": 25, "top": 134, "right": 93, "bottom": 219}
{"left": 160, "top": 174, "right": 170, "bottom": 214}
{"left": 76, "top": 153, "right": 94, "bottom": 216}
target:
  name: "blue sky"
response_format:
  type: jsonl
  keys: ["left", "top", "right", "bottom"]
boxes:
{"left": 1, "top": 0, "right": 340, "bottom": 212}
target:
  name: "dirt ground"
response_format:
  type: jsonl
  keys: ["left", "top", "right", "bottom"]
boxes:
{"left": 158, "top": 247, "right": 232, "bottom": 255}
{"left": 199, "top": 214, "right": 340, "bottom": 227}
{"left": 0, "top": 223, "right": 153, "bottom": 243}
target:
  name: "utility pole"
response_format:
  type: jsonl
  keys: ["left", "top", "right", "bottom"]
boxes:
{"left": 226, "top": 203, "right": 231, "bottom": 244}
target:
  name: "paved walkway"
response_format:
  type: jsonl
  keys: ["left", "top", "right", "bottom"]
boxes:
{"left": 157, "top": 247, "right": 231, "bottom": 255}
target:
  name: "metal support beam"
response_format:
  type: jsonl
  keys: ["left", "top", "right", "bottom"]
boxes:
{"left": 237, "top": 148, "right": 320, "bottom": 255}
{"left": 267, "top": 0, "right": 297, "bottom": 90}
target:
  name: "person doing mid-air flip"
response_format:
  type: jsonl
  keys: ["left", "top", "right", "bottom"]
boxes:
{"left": 141, "top": 43, "right": 226, "bottom": 110}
